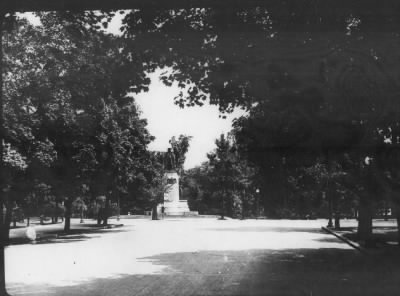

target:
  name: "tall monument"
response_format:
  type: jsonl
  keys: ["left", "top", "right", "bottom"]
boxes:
{"left": 158, "top": 147, "right": 190, "bottom": 216}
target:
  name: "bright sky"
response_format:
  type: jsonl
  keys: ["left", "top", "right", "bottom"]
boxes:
{"left": 22, "top": 11, "right": 247, "bottom": 169}
{"left": 106, "top": 12, "right": 247, "bottom": 169}
{"left": 134, "top": 73, "right": 245, "bottom": 169}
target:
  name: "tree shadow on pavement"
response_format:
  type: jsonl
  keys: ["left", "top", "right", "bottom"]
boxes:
{"left": 202, "top": 226, "right": 323, "bottom": 234}
{"left": 9, "top": 227, "right": 129, "bottom": 246}
{"left": 27, "top": 247, "right": 400, "bottom": 296}
{"left": 313, "top": 236, "right": 349, "bottom": 244}
{"left": 342, "top": 230, "right": 399, "bottom": 246}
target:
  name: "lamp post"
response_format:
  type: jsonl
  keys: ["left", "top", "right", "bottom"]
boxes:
{"left": 221, "top": 188, "right": 225, "bottom": 220}
{"left": 325, "top": 190, "right": 333, "bottom": 228}
{"left": 282, "top": 157, "right": 288, "bottom": 208}
{"left": 80, "top": 202, "right": 84, "bottom": 223}
{"left": 117, "top": 194, "right": 120, "bottom": 221}
{"left": 255, "top": 188, "right": 260, "bottom": 219}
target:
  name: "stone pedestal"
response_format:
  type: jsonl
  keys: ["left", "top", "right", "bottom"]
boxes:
{"left": 158, "top": 171, "right": 190, "bottom": 216}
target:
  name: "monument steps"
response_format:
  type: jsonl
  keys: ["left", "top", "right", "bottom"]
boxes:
{"left": 162, "top": 214, "right": 226, "bottom": 219}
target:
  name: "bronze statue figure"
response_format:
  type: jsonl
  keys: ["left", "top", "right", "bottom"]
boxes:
{"left": 164, "top": 148, "right": 176, "bottom": 171}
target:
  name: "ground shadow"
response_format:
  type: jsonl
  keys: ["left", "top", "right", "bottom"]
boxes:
{"left": 202, "top": 226, "right": 323, "bottom": 234}
{"left": 343, "top": 230, "right": 399, "bottom": 245}
{"left": 9, "top": 225, "right": 128, "bottom": 246}
{"left": 25, "top": 247, "right": 400, "bottom": 296}
{"left": 313, "top": 236, "right": 349, "bottom": 244}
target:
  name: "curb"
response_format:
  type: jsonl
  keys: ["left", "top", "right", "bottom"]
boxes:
{"left": 321, "top": 226, "right": 365, "bottom": 253}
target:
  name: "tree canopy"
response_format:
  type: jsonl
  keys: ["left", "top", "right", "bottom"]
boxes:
{"left": 1, "top": 12, "right": 157, "bottom": 231}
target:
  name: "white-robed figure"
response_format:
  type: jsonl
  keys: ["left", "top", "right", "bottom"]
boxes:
{"left": 26, "top": 226, "right": 36, "bottom": 241}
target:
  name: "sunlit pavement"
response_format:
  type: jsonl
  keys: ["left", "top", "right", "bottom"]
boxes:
{"left": 5, "top": 218, "right": 400, "bottom": 295}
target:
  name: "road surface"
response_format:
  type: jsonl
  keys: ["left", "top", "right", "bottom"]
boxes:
{"left": 5, "top": 218, "right": 400, "bottom": 295}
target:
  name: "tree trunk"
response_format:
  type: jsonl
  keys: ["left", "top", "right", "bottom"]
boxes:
{"left": 3, "top": 202, "right": 12, "bottom": 244}
{"left": 327, "top": 191, "right": 333, "bottom": 228}
{"left": 0, "top": 216, "right": 11, "bottom": 296}
{"left": 334, "top": 197, "right": 340, "bottom": 230}
{"left": 334, "top": 211, "right": 341, "bottom": 230}
{"left": 241, "top": 189, "right": 245, "bottom": 220}
{"left": 97, "top": 207, "right": 102, "bottom": 225}
{"left": 395, "top": 203, "right": 400, "bottom": 246}
{"left": 220, "top": 190, "right": 225, "bottom": 220}
{"left": 0, "top": 205, "right": 11, "bottom": 296}
{"left": 0, "top": 203, "right": 11, "bottom": 247}
{"left": 397, "top": 210, "right": 400, "bottom": 246}
{"left": 55, "top": 201, "right": 59, "bottom": 223}
{"left": 0, "top": 245, "right": 10, "bottom": 296}
{"left": 26, "top": 217, "right": 30, "bottom": 227}
{"left": 64, "top": 199, "right": 72, "bottom": 233}
{"left": 102, "top": 198, "right": 109, "bottom": 226}
{"left": 358, "top": 197, "right": 373, "bottom": 247}
{"left": 0, "top": 14, "right": 11, "bottom": 296}
{"left": 80, "top": 205, "right": 84, "bottom": 223}
{"left": 151, "top": 204, "right": 158, "bottom": 220}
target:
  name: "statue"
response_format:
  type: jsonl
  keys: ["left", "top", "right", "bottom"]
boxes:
{"left": 164, "top": 148, "right": 176, "bottom": 171}
{"left": 157, "top": 136, "right": 192, "bottom": 216}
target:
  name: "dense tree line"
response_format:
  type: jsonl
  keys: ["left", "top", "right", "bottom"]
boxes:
{"left": 119, "top": 6, "right": 400, "bottom": 245}
{"left": 0, "top": 13, "right": 161, "bottom": 240}
{"left": 182, "top": 134, "right": 257, "bottom": 219}
{"left": 1, "top": 4, "right": 400, "bottom": 295}
{"left": 2, "top": 1, "right": 400, "bottom": 247}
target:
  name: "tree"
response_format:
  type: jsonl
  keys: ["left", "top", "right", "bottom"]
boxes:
{"left": 207, "top": 134, "right": 234, "bottom": 219}
{"left": 0, "top": 10, "right": 155, "bottom": 296}
{"left": 121, "top": 7, "right": 400, "bottom": 241}
{"left": 137, "top": 152, "right": 172, "bottom": 220}
{"left": 1, "top": 12, "right": 155, "bottom": 233}
{"left": 181, "top": 162, "right": 219, "bottom": 215}
{"left": 49, "top": 4, "right": 399, "bottom": 241}
{"left": 33, "top": 13, "right": 154, "bottom": 229}
{"left": 121, "top": 5, "right": 400, "bottom": 214}
{"left": 181, "top": 135, "right": 258, "bottom": 219}
{"left": 205, "top": 134, "right": 257, "bottom": 219}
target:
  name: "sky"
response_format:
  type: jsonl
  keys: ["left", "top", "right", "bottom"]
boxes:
{"left": 105, "top": 12, "right": 247, "bottom": 168}
{"left": 23, "top": 12, "right": 247, "bottom": 169}
{"left": 134, "top": 73, "right": 245, "bottom": 169}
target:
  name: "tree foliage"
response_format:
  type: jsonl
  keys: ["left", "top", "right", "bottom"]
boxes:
{"left": 1, "top": 12, "right": 155, "bottom": 232}
{"left": 182, "top": 134, "right": 257, "bottom": 218}
{"left": 119, "top": 6, "right": 400, "bottom": 240}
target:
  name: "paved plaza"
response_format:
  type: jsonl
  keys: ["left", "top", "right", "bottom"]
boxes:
{"left": 5, "top": 218, "right": 400, "bottom": 295}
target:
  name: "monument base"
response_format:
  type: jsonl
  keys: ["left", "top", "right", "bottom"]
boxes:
{"left": 158, "top": 200, "right": 191, "bottom": 216}
{"left": 158, "top": 169, "right": 197, "bottom": 216}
